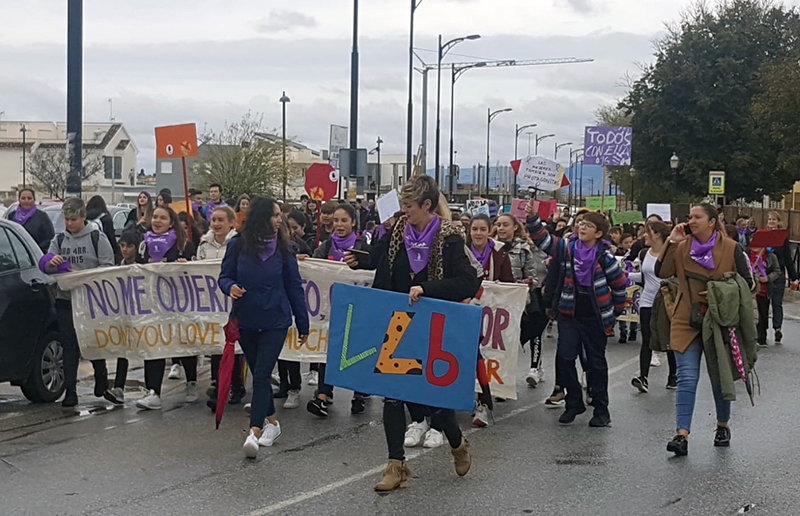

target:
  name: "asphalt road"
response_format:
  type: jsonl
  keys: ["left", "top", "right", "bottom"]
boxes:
{"left": 2, "top": 321, "right": 799, "bottom": 516}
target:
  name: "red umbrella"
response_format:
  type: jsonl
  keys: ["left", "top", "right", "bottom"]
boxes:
{"left": 216, "top": 317, "right": 240, "bottom": 429}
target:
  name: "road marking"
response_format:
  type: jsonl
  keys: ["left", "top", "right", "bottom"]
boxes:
{"left": 243, "top": 355, "right": 639, "bottom": 516}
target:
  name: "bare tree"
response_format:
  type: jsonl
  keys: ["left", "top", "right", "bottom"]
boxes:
{"left": 193, "top": 112, "right": 300, "bottom": 199}
{"left": 26, "top": 147, "right": 104, "bottom": 200}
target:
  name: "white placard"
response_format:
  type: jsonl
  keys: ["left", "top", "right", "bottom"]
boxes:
{"left": 516, "top": 155, "right": 561, "bottom": 191}
{"left": 646, "top": 203, "right": 672, "bottom": 222}
{"left": 376, "top": 189, "right": 400, "bottom": 223}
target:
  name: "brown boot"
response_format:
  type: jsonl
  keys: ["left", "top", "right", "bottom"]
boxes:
{"left": 374, "top": 459, "right": 411, "bottom": 491}
{"left": 451, "top": 437, "right": 471, "bottom": 476}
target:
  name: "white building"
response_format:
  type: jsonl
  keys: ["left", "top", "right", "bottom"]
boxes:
{"left": 0, "top": 121, "right": 139, "bottom": 202}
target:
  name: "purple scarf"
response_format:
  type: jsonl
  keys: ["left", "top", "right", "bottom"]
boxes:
{"left": 571, "top": 234, "right": 599, "bottom": 287}
{"left": 752, "top": 252, "right": 766, "bottom": 278}
{"left": 205, "top": 199, "right": 226, "bottom": 220}
{"left": 330, "top": 232, "right": 357, "bottom": 262}
{"left": 404, "top": 216, "right": 441, "bottom": 274}
{"left": 373, "top": 224, "right": 387, "bottom": 241}
{"left": 258, "top": 235, "right": 277, "bottom": 261}
{"left": 471, "top": 239, "right": 495, "bottom": 270}
{"left": 144, "top": 229, "right": 177, "bottom": 262}
{"left": 690, "top": 232, "right": 717, "bottom": 270}
{"left": 14, "top": 205, "right": 37, "bottom": 226}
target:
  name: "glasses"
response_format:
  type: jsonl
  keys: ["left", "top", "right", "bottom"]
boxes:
{"left": 578, "top": 221, "right": 597, "bottom": 230}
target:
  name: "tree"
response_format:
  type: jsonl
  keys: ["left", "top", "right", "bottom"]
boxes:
{"left": 27, "top": 147, "right": 103, "bottom": 200}
{"left": 193, "top": 112, "right": 300, "bottom": 199}
{"left": 620, "top": 0, "right": 800, "bottom": 202}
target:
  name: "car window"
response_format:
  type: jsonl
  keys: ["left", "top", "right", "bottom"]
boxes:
{"left": 6, "top": 228, "right": 35, "bottom": 269}
{"left": 113, "top": 210, "right": 128, "bottom": 231}
{"left": 0, "top": 228, "right": 19, "bottom": 273}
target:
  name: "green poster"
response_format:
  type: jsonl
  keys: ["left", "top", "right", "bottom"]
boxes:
{"left": 612, "top": 211, "right": 644, "bottom": 225}
{"left": 585, "top": 196, "right": 616, "bottom": 211}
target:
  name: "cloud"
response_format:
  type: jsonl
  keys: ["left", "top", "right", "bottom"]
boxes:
{"left": 562, "top": 0, "right": 594, "bottom": 13}
{"left": 256, "top": 10, "right": 318, "bottom": 33}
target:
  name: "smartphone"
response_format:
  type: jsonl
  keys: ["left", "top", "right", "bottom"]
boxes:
{"left": 346, "top": 247, "right": 370, "bottom": 256}
{"left": 684, "top": 224, "right": 693, "bottom": 235}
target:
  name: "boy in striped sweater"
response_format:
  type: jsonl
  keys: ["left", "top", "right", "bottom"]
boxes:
{"left": 525, "top": 203, "right": 628, "bottom": 427}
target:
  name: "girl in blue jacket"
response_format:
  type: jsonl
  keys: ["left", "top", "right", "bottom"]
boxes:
{"left": 219, "top": 198, "right": 309, "bottom": 458}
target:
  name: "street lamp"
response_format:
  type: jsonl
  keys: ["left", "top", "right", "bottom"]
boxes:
{"left": 436, "top": 33, "right": 480, "bottom": 185}
{"left": 629, "top": 166, "right": 636, "bottom": 211}
{"left": 449, "top": 61, "right": 486, "bottom": 195}
{"left": 670, "top": 152, "right": 680, "bottom": 188}
{"left": 20, "top": 125, "right": 27, "bottom": 189}
{"left": 370, "top": 136, "right": 383, "bottom": 193}
{"left": 280, "top": 91, "right": 291, "bottom": 200}
{"left": 486, "top": 107, "right": 512, "bottom": 197}
{"left": 555, "top": 142, "right": 572, "bottom": 161}
{"left": 406, "top": 0, "right": 423, "bottom": 179}
{"left": 513, "top": 123, "right": 537, "bottom": 197}
{"left": 568, "top": 147, "right": 583, "bottom": 207}
{"left": 535, "top": 133, "right": 555, "bottom": 155}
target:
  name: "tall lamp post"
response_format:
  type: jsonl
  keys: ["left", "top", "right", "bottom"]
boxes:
{"left": 435, "top": 34, "right": 480, "bottom": 185}
{"left": 20, "top": 125, "right": 27, "bottom": 189}
{"left": 370, "top": 136, "right": 383, "bottom": 193}
{"left": 555, "top": 141, "right": 572, "bottom": 161}
{"left": 535, "top": 133, "right": 555, "bottom": 155}
{"left": 577, "top": 152, "right": 585, "bottom": 206}
{"left": 513, "top": 123, "right": 537, "bottom": 198}
{"left": 406, "top": 0, "right": 423, "bottom": 178}
{"left": 280, "top": 91, "right": 291, "bottom": 200}
{"left": 670, "top": 152, "right": 680, "bottom": 190}
{"left": 449, "top": 61, "right": 486, "bottom": 194}
{"left": 629, "top": 166, "right": 636, "bottom": 210}
{"left": 486, "top": 107, "right": 512, "bottom": 197}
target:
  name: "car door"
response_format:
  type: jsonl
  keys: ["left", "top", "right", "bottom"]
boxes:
{"left": 0, "top": 226, "right": 49, "bottom": 381}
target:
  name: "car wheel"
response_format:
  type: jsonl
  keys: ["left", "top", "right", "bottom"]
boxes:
{"left": 21, "top": 332, "right": 65, "bottom": 403}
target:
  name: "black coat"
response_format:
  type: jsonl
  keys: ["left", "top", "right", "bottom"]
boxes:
{"left": 88, "top": 209, "right": 122, "bottom": 263}
{"left": 366, "top": 224, "right": 480, "bottom": 302}
{"left": 7, "top": 208, "right": 55, "bottom": 253}
{"left": 772, "top": 235, "right": 799, "bottom": 281}
{"left": 136, "top": 240, "right": 196, "bottom": 263}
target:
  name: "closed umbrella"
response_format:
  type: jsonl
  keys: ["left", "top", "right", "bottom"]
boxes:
{"left": 216, "top": 318, "right": 240, "bottom": 429}
{"left": 728, "top": 326, "right": 755, "bottom": 406}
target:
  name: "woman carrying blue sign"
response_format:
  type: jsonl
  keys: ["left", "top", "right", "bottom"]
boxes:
{"left": 345, "top": 175, "right": 481, "bottom": 492}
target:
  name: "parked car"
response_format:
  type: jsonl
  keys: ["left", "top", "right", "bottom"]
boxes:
{"left": 0, "top": 219, "right": 65, "bottom": 403}
{"left": 41, "top": 204, "right": 129, "bottom": 238}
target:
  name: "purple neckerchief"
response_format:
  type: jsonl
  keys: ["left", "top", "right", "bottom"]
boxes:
{"left": 205, "top": 199, "right": 226, "bottom": 220}
{"left": 39, "top": 253, "right": 71, "bottom": 274}
{"left": 404, "top": 216, "right": 441, "bottom": 274}
{"left": 258, "top": 235, "right": 278, "bottom": 261}
{"left": 144, "top": 229, "right": 177, "bottom": 262}
{"left": 191, "top": 201, "right": 200, "bottom": 214}
{"left": 690, "top": 232, "right": 717, "bottom": 270}
{"left": 471, "top": 238, "right": 495, "bottom": 270}
{"left": 14, "top": 205, "right": 37, "bottom": 226}
{"left": 373, "top": 224, "right": 387, "bottom": 241}
{"left": 330, "top": 232, "right": 357, "bottom": 262}
{"left": 570, "top": 234, "right": 600, "bottom": 287}
{"left": 751, "top": 252, "right": 766, "bottom": 278}
{"left": 737, "top": 227, "right": 747, "bottom": 235}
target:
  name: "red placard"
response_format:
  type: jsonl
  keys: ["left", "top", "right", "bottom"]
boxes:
{"left": 305, "top": 163, "right": 339, "bottom": 201}
{"left": 748, "top": 229, "right": 788, "bottom": 249}
{"left": 154, "top": 123, "right": 198, "bottom": 159}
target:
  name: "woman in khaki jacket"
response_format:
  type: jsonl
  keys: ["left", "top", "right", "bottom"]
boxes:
{"left": 656, "top": 204, "right": 753, "bottom": 456}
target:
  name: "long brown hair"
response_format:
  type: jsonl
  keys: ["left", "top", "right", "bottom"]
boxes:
{"left": 493, "top": 213, "right": 528, "bottom": 242}
{"left": 153, "top": 206, "right": 188, "bottom": 252}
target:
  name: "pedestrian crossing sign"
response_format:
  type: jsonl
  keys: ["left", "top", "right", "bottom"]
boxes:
{"left": 709, "top": 171, "right": 725, "bottom": 194}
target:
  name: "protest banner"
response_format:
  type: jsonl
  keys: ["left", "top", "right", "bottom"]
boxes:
{"left": 466, "top": 198, "right": 490, "bottom": 217}
{"left": 612, "top": 211, "right": 644, "bottom": 225}
{"left": 586, "top": 196, "right": 617, "bottom": 211}
{"left": 325, "top": 284, "right": 482, "bottom": 412}
{"left": 583, "top": 126, "right": 632, "bottom": 166}
{"left": 617, "top": 285, "right": 641, "bottom": 323}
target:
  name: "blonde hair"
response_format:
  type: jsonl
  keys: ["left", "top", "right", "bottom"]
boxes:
{"left": 493, "top": 213, "right": 529, "bottom": 242}
{"left": 213, "top": 205, "right": 236, "bottom": 223}
{"left": 400, "top": 175, "right": 446, "bottom": 217}
{"left": 767, "top": 211, "right": 783, "bottom": 229}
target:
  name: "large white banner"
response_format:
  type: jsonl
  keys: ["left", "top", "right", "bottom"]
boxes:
{"left": 56, "top": 259, "right": 527, "bottom": 399}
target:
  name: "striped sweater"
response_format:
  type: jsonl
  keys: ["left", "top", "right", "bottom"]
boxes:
{"left": 526, "top": 215, "right": 628, "bottom": 334}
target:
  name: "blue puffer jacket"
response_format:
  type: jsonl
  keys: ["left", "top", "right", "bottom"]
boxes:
{"left": 218, "top": 235, "right": 309, "bottom": 334}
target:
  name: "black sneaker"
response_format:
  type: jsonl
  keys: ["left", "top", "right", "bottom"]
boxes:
{"left": 618, "top": 334, "right": 627, "bottom": 344}
{"left": 667, "top": 434, "right": 688, "bottom": 456}
{"left": 307, "top": 397, "right": 329, "bottom": 418}
{"left": 629, "top": 331, "right": 637, "bottom": 342}
{"left": 206, "top": 398, "right": 217, "bottom": 413}
{"left": 350, "top": 395, "right": 366, "bottom": 414}
{"left": 229, "top": 386, "right": 246, "bottom": 405}
{"left": 714, "top": 426, "right": 731, "bottom": 447}
{"left": 666, "top": 376, "right": 678, "bottom": 390}
{"left": 631, "top": 376, "right": 649, "bottom": 393}
{"left": 775, "top": 329, "right": 783, "bottom": 344}
{"left": 589, "top": 412, "right": 611, "bottom": 427}
{"left": 273, "top": 388, "right": 289, "bottom": 399}
{"left": 558, "top": 407, "right": 586, "bottom": 425}
{"left": 62, "top": 389, "right": 78, "bottom": 408}
{"left": 94, "top": 378, "right": 109, "bottom": 398}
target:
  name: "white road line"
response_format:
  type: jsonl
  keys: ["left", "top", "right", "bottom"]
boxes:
{"left": 243, "top": 355, "right": 639, "bottom": 516}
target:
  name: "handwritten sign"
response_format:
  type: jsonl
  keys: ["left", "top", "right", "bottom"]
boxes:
{"left": 325, "top": 284, "right": 482, "bottom": 411}
{"left": 513, "top": 156, "right": 562, "bottom": 191}
{"left": 376, "top": 189, "right": 400, "bottom": 223}
{"left": 466, "top": 199, "right": 490, "bottom": 217}
{"left": 585, "top": 196, "right": 616, "bottom": 211}
{"left": 612, "top": 211, "right": 644, "bottom": 225}
{"left": 616, "top": 285, "right": 641, "bottom": 323}
{"left": 583, "top": 126, "right": 632, "bottom": 166}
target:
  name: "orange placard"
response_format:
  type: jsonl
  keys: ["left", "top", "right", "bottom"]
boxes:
{"left": 155, "top": 123, "right": 198, "bottom": 159}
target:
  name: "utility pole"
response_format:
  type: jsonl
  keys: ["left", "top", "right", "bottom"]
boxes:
{"left": 20, "top": 125, "right": 27, "bottom": 189}
{"left": 349, "top": 0, "right": 360, "bottom": 184}
{"left": 66, "top": 0, "right": 83, "bottom": 197}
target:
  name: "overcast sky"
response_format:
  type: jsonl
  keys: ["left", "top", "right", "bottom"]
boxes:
{"left": 0, "top": 0, "right": 757, "bottom": 177}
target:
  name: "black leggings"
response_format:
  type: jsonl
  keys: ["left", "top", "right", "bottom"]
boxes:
{"left": 210, "top": 354, "right": 244, "bottom": 389}
{"left": 144, "top": 357, "right": 197, "bottom": 395}
{"left": 520, "top": 301, "right": 550, "bottom": 368}
{"left": 278, "top": 359, "right": 302, "bottom": 391}
{"left": 638, "top": 307, "right": 676, "bottom": 379}
{"left": 317, "top": 363, "right": 365, "bottom": 399}
{"left": 384, "top": 400, "right": 462, "bottom": 460}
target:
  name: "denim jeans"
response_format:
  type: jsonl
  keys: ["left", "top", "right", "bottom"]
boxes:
{"left": 674, "top": 337, "right": 731, "bottom": 433}
{"left": 239, "top": 328, "right": 288, "bottom": 428}
{"left": 556, "top": 317, "right": 609, "bottom": 415}
{"left": 771, "top": 275, "right": 786, "bottom": 330}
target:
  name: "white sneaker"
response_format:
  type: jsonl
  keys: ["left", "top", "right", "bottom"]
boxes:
{"left": 136, "top": 390, "right": 162, "bottom": 410}
{"left": 650, "top": 353, "right": 662, "bottom": 367}
{"left": 526, "top": 368, "right": 543, "bottom": 388}
{"left": 473, "top": 403, "right": 489, "bottom": 427}
{"left": 244, "top": 403, "right": 251, "bottom": 414}
{"left": 404, "top": 420, "right": 430, "bottom": 447}
{"left": 168, "top": 363, "right": 182, "bottom": 380}
{"left": 243, "top": 430, "right": 259, "bottom": 458}
{"left": 186, "top": 381, "right": 198, "bottom": 402}
{"left": 258, "top": 421, "right": 282, "bottom": 446}
{"left": 307, "top": 370, "right": 319, "bottom": 386}
{"left": 283, "top": 390, "right": 300, "bottom": 409}
{"left": 546, "top": 321, "right": 554, "bottom": 338}
{"left": 422, "top": 428, "right": 443, "bottom": 448}
{"left": 271, "top": 371, "right": 280, "bottom": 387}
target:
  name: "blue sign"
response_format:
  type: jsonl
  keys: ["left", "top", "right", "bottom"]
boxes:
{"left": 325, "top": 284, "right": 482, "bottom": 411}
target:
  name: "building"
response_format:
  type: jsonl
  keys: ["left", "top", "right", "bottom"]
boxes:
{"left": 0, "top": 121, "right": 140, "bottom": 203}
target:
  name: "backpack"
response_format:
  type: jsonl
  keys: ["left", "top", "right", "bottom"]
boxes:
{"left": 87, "top": 213, "right": 105, "bottom": 234}
{"left": 57, "top": 230, "right": 100, "bottom": 258}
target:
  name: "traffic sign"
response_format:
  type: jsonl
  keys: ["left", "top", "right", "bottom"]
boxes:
{"left": 709, "top": 171, "right": 725, "bottom": 195}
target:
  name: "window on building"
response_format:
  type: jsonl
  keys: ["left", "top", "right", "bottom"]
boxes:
{"left": 105, "top": 156, "right": 122, "bottom": 180}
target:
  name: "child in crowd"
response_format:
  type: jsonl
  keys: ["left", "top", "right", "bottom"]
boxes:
{"left": 749, "top": 246, "right": 780, "bottom": 346}
{"left": 615, "top": 233, "right": 638, "bottom": 343}
{"left": 118, "top": 230, "right": 141, "bottom": 266}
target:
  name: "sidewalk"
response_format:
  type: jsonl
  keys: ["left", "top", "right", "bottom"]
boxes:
{"left": 782, "top": 288, "right": 800, "bottom": 322}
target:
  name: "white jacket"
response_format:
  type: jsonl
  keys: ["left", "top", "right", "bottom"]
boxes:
{"left": 197, "top": 229, "right": 237, "bottom": 261}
